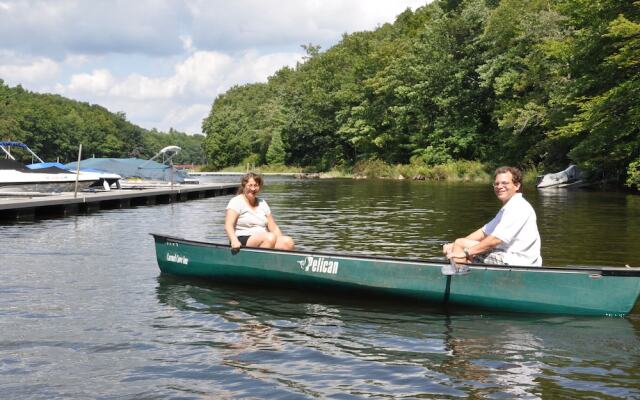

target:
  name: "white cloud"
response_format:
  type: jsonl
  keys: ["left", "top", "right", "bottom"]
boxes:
{"left": 0, "top": 0, "right": 429, "bottom": 134}
{"left": 171, "top": 51, "right": 236, "bottom": 97}
{"left": 0, "top": 55, "right": 60, "bottom": 85}
{"left": 1, "top": 0, "right": 426, "bottom": 57}
{"left": 56, "top": 50, "right": 303, "bottom": 133}
{"left": 0, "top": 0, "right": 187, "bottom": 57}
{"left": 61, "top": 50, "right": 301, "bottom": 100}
{"left": 180, "top": 35, "right": 196, "bottom": 53}
{"left": 63, "top": 54, "right": 92, "bottom": 67}
{"left": 162, "top": 103, "right": 211, "bottom": 134}
{"left": 188, "top": 0, "right": 425, "bottom": 51}
{"left": 66, "top": 69, "right": 114, "bottom": 94}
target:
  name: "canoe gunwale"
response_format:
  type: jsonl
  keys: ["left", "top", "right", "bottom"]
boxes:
{"left": 151, "top": 233, "right": 640, "bottom": 278}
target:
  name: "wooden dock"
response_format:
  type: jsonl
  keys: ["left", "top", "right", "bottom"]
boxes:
{"left": 0, "top": 183, "right": 236, "bottom": 221}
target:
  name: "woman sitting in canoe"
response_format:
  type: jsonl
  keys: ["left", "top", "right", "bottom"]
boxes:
{"left": 225, "top": 172, "right": 295, "bottom": 251}
{"left": 442, "top": 166, "right": 541, "bottom": 266}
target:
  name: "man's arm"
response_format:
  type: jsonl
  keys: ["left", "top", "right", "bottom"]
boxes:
{"left": 464, "top": 235, "right": 502, "bottom": 258}
{"left": 465, "top": 228, "right": 487, "bottom": 242}
{"left": 443, "top": 228, "right": 486, "bottom": 255}
{"left": 445, "top": 229, "right": 501, "bottom": 263}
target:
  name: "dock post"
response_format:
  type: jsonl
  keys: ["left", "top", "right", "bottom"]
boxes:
{"left": 15, "top": 208, "right": 36, "bottom": 221}
{"left": 119, "top": 199, "right": 131, "bottom": 208}
{"left": 74, "top": 144, "right": 82, "bottom": 198}
{"left": 64, "top": 204, "right": 79, "bottom": 215}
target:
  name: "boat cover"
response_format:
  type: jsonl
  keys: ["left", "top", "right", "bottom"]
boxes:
{"left": 27, "top": 162, "right": 67, "bottom": 170}
{"left": 0, "top": 159, "right": 70, "bottom": 174}
{"left": 64, "top": 158, "right": 190, "bottom": 183}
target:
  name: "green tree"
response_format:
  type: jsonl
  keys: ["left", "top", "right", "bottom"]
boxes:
{"left": 403, "top": 0, "right": 493, "bottom": 164}
{"left": 477, "top": 0, "right": 571, "bottom": 168}
{"left": 202, "top": 82, "right": 286, "bottom": 169}
{"left": 266, "top": 130, "right": 285, "bottom": 165}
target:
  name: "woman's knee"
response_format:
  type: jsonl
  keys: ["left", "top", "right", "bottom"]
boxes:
{"left": 262, "top": 232, "right": 277, "bottom": 246}
{"left": 247, "top": 232, "right": 276, "bottom": 248}
{"left": 276, "top": 236, "right": 295, "bottom": 250}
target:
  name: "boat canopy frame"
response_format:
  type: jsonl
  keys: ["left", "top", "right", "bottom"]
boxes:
{"left": 0, "top": 141, "right": 44, "bottom": 163}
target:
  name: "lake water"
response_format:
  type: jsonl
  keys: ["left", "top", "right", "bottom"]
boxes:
{"left": 1, "top": 177, "right": 639, "bottom": 398}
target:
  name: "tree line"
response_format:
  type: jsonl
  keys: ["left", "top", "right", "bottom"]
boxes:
{"left": 202, "top": 0, "right": 639, "bottom": 189}
{"left": 0, "top": 81, "right": 205, "bottom": 165}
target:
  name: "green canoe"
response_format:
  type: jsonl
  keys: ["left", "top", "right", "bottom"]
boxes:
{"left": 152, "top": 234, "right": 640, "bottom": 316}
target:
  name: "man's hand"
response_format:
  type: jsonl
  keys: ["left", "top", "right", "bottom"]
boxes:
{"left": 442, "top": 242, "right": 454, "bottom": 255}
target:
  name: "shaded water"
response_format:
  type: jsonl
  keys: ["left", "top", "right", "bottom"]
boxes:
{"left": 1, "top": 177, "right": 639, "bottom": 398}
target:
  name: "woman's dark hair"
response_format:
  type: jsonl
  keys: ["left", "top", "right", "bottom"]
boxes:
{"left": 237, "top": 172, "right": 264, "bottom": 194}
{"left": 494, "top": 166, "right": 523, "bottom": 193}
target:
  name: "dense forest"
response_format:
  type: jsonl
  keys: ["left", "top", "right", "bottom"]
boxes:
{"left": 0, "top": 81, "right": 205, "bottom": 165}
{"left": 202, "top": 0, "right": 639, "bottom": 189}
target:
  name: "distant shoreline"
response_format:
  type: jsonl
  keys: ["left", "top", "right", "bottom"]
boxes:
{"left": 188, "top": 172, "right": 299, "bottom": 176}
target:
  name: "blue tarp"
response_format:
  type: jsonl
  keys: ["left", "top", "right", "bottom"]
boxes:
{"left": 27, "top": 162, "right": 66, "bottom": 170}
{"left": 64, "top": 158, "right": 189, "bottom": 183}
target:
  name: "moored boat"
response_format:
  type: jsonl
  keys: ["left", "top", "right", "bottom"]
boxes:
{"left": 0, "top": 158, "right": 98, "bottom": 193}
{"left": 152, "top": 234, "right": 640, "bottom": 317}
{"left": 0, "top": 141, "right": 119, "bottom": 191}
{"left": 27, "top": 161, "right": 122, "bottom": 190}
{"left": 536, "top": 164, "right": 585, "bottom": 188}
{"left": 65, "top": 146, "right": 198, "bottom": 187}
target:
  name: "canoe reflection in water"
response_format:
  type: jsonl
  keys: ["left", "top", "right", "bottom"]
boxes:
{"left": 439, "top": 316, "right": 544, "bottom": 398}
{"left": 222, "top": 306, "right": 282, "bottom": 352}
{"left": 154, "top": 276, "right": 640, "bottom": 399}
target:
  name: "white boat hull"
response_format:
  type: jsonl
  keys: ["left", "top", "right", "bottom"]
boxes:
{"left": 0, "top": 170, "right": 97, "bottom": 193}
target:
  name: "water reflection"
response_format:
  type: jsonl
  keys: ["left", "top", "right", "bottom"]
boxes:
{"left": 156, "top": 276, "right": 640, "bottom": 399}
{"left": 534, "top": 188, "right": 631, "bottom": 266}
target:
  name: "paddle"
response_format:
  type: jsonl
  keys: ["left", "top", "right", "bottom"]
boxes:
{"left": 423, "top": 239, "right": 472, "bottom": 275}
{"left": 439, "top": 243, "right": 470, "bottom": 276}
{"left": 441, "top": 257, "right": 458, "bottom": 275}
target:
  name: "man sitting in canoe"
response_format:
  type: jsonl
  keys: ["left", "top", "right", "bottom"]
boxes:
{"left": 443, "top": 166, "right": 542, "bottom": 266}
{"left": 225, "top": 172, "right": 295, "bottom": 251}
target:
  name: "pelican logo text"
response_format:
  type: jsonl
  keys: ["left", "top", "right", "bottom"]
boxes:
{"left": 166, "top": 253, "right": 189, "bottom": 265}
{"left": 297, "top": 256, "right": 339, "bottom": 275}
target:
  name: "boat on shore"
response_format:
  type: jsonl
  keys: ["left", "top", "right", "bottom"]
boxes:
{"left": 152, "top": 234, "right": 640, "bottom": 316}
{"left": 537, "top": 165, "right": 586, "bottom": 188}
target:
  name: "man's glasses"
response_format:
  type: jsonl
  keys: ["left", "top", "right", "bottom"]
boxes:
{"left": 493, "top": 181, "right": 512, "bottom": 188}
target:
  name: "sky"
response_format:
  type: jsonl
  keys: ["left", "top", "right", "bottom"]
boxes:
{"left": 0, "top": 0, "right": 427, "bottom": 135}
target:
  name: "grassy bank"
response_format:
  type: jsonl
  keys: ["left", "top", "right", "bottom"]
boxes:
{"left": 203, "top": 160, "right": 540, "bottom": 184}
{"left": 351, "top": 159, "right": 491, "bottom": 182}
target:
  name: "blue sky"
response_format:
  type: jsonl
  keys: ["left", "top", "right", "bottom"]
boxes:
{"left": 0, "top": 0, "right": 426, "bottom": 135}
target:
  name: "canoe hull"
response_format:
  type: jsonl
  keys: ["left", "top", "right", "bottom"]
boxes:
{"left": 152, "top": 234, "right": 640, "bottom": 316}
